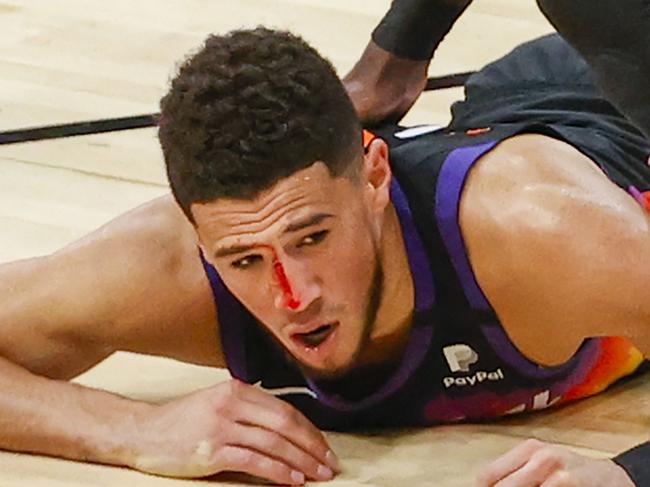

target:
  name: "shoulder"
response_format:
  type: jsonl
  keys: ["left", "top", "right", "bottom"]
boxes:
{"left": 58, "top": 194, "right": 197, "bottom": 268}
{"left": 102, "top": 194, "right": 197, "bottom": 263}
{"left": 463, "top": 133, "right": 614, "bottom": 192}
{"left": 458, "top": 133, "right": 647, "bottom": 365}
{"left": 458, "top": 132, "right": 637, "bottom": 238}
{"left": 55, "top": 195, "right": 224, "bottom": 367}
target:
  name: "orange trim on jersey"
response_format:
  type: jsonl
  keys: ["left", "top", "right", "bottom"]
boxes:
{"left": 642, "top": 191, "right": 650, "bottom": 212}
{"left": 362, "top": 129, "right": 377, "bottom": 152}
{"left": 561, "top": 337, "right": 644, "bottom": 402}
{"left": 629, "top": 186, "right": 650, "bottom": 212}
{"left": 466, "top": 127, "right": 491, "bottom": 136}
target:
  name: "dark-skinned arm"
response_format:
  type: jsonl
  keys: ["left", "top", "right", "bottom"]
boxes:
{"left": 346, "top": 0, "right": 650, "bottom": 143}
{"left": 343, "top": 0, "right": 472, "bottom": 125}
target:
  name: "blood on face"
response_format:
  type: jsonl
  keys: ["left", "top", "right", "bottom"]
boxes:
{"left": 260, "top": 245, "right": 301, "bottom": 310}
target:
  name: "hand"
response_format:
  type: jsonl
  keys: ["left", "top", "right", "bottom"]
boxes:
{"left": 129, "top": 379, "right": 340, "bottom": 485}
{"left": 342, "top": 41, "right": 429, "bottom": 125}
{"left": 476, "top": 439, "right": 635, "bottom": 487}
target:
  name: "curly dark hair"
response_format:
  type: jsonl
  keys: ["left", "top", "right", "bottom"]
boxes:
{"left": 159, "top": 27, "right": 362, "bottom": 222}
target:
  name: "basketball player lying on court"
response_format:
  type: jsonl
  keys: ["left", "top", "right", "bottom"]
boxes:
{"left": 1, "top": 28, "right": 649, "bottom": 487}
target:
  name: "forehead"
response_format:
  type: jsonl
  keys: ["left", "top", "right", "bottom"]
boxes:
{"left": 191, "top": 162, "right": 356, "bottom": 241}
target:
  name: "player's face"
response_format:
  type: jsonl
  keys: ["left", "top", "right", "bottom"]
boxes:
{"left": 193, "top": 162, "right": 388, "bottom": 379}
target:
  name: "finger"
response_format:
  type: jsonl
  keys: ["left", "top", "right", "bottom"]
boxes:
{"left": 541, "top": 469, "right": 575, "bottom": 487}
{"left": 492, "top": 448, "right": 563, "bottom": 487}
{"left": 477, "top": 439, "right": 546, "bottom": 486}
{"left": 215, "top": 444, "right": 306, "bottom": 486}
{"left": 237, "top": 385, "right": 339, "bottom": 471}
{"left": 227, "top": 422, "right": 334, "bottom": 482}
{"left": 235, "top": 396, "right": 338, "bottom": 472}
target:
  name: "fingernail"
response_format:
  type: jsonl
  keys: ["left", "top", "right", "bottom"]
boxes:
{"left": 317, "top": 464, "right": 334, "bottom": 480}
{"left": 326, "top": 450, "right": 341, "bottom": 471}
{"left": 291, "top": 470, "right": 305, "bottom": 485}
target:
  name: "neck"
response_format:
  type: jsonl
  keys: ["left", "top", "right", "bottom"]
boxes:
{"left": 358, "top": 202, "right": 415, "bottom": 366}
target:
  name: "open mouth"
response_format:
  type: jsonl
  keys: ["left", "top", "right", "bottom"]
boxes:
{"left": 292, "top": 322, "right": 337, "bottom": 349}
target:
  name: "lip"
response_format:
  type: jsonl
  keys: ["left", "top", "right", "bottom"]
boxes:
{"left": 287, "top": 320, "right": 336, "bottom": 336}
{"left": 289, "top": 321, "right": 340, "bottom": 360}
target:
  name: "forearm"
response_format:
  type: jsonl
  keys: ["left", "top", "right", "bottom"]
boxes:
{"left": 345, "top": 0, "right": 473, "bottom": 123}
{"left": 0, "top": 354, "right": 152, "bottom": 467}
{"left": 372, "top": 0, "right": 473, "bottom": 61}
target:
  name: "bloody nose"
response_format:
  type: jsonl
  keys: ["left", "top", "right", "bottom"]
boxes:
{"left": 273, "top": 258, "right": 301, "bottom": 310}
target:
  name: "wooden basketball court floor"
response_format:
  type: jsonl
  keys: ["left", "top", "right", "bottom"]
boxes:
{"left": 0, "top": 1, "right": 647, "bottom": 485}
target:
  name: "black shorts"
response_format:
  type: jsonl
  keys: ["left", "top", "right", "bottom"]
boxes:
{"left": 448, "top": 34, "right": 650, "bottom": 189}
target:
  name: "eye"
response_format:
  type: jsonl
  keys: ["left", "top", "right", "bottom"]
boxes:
{"left": 298, "top": 230, "right": 329, "bottom": 247}
{"left": 231, "top": 254, "right": 262, "bottom": 269}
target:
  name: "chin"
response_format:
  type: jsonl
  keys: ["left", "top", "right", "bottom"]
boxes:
{"left": 297, "top": 360, "right": 357, "bottom": 381}
{"left": 295, "top": 346, "right": 362, "bottom": 381}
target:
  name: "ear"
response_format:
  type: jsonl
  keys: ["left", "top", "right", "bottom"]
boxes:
{"left": 362, "top": 137, "right": 392, "bottom": 213}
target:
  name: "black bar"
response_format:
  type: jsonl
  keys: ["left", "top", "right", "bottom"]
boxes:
{"left": 425, "top": 71, "right": 474, "bottom": 90}
{"left": 0, "top": 72, "right": 474, "bottom": 146}
{"left": 0, "top": 114, "right": 159, "bottom": 145}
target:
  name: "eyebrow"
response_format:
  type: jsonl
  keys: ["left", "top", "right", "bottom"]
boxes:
{"left": 214, "top": 212, "right": 334, "bottom": 258}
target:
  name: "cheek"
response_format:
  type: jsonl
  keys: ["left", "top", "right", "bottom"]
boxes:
{"left": 226, "top": 283, "right": 288, "bottom": 341}
{"left": 323, "top": 232, "right": 376, "bottom": 305}
{"left": 217, "top": 269, "right": 278, "bottom": 320}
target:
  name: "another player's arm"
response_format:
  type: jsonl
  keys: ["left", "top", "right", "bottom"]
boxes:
{"left": 343, "top": 0, "right": 472, "bottom": 124}
{"left": 0, "top": 195, "right": 337, "bottom": 483}
{"left": 461, "top": 134, "right": 648, "bottom": 486}
{"left": 349, "top": 0, "right": 650, "bottom": 140}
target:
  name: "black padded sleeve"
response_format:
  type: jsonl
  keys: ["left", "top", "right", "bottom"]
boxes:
{"left": 371, "top": 0, "right": 472, "bottom": 61}
{"left": 612, "top": 441, "right": 650, "bottom": 487}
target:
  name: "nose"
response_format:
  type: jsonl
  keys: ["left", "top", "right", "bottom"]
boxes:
{"left": 271, "top": 254, "right": 321, "bottom": 312}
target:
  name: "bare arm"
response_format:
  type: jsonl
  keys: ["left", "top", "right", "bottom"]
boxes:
{"left": 0, "top": 195, "right": 219, "bottom": 460}
{"left": 0, "top": 356, "right": 152, "bottom": 465}
{"left": 343, "top": 0, "right": 472, "bottom": 124}
{"left": 462, "top": 134, "right": 648, "bottom": 487}
{"left": 461, "top": 134, "right": 650, "bottom": 363}
{"left": 0, "top": 194, "right": 221, "bottom": 380}
{"left": 349, "top": 0, "right": 650, "bottom": 138}
{"left": 0, "top": 195, "right": 338, "bottom": 483}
